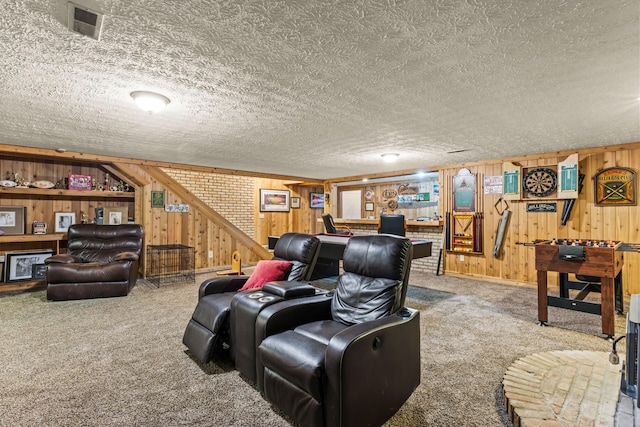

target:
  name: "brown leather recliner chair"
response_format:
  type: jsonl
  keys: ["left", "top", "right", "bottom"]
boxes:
{"left": 45, "top": 224, "right": 143, "bottom": 301}
{"left": 255, "top": 234, "right": 420, "bottom": 427}
{"left": 182, "top": 232, "right": 321, "bottom": 365}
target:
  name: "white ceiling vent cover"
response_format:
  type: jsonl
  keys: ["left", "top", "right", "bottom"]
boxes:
{"left": 67, "top": 2, "right": 104, "bottom": 40}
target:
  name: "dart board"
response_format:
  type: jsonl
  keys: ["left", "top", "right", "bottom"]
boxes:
{"left": 523, "top": 167, "right": 557, "bottom": 197}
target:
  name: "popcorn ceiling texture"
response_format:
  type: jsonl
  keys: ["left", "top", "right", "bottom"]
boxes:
{"left": 0, "top": 1, "right": 637, "bottom": 179}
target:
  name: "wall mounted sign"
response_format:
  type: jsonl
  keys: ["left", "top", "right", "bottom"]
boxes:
{"left": 502, "top": 162, "right": 521, "bottom": 200}
{"left": 397, "top": 184, "right": 418, "bottom": 195}
{"left": 151, "top": 191, "right": 165, "bottom": 208}
{"left": 381, "top": 189, "right": 397, "bottom": 200}
{"left": 594, "top": 167, "right": 636, "bottom": 206}
{"left": 526, "top": 203, "right": 557, "bottom": 213}
{"left": 452, "top": 169, "right": 476, "bottom": 212}
{"left": 557, "top": 153, "right": 579, "bottom": 199}
{"left": 484, "top": 176, "right": 503, "bottom": 195}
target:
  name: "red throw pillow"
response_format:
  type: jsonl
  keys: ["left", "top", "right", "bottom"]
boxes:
{"left": 237, "top": 260, "right": 293, "bottom": 292}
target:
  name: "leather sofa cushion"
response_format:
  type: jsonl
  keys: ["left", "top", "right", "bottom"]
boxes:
{"left": 293, "top": 320, "right": 349, "bottom": 346}
{"left": 331, "top": 272, "right": 401, "bottom": 326}
{"left": 259, "top": 330, "right": 326, "bottom": 400}
{"left": 46, "top": 261, "right": 133, "bottom": 284}
{"left": 192, "top": 292, "right": 235, "bottom": 330}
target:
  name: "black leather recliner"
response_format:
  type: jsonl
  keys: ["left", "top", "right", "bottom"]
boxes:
{"left": 182, "top": 232, "right": 321, "bottom": 364}
{"left": 45, "top": 224, "right": 143, "bottom": 301}
{"left": 255, "top": 234, "right": 420, "bottom": 427}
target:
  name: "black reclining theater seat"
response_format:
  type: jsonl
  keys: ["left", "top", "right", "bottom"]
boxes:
{"left": 182, "top": 232, "right": 321, "bottom": 364}
{"left": 255, "top": 234, "right": 420, "bottom": 427}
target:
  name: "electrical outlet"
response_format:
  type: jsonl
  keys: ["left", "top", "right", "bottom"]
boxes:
{"left": 208, "top": 251, "right": 213, "bottom": 258}
{"left": 460, "top": 255, "right": 464, "bottom": 261}
{"left": 259, "top": 213, "right": 265, "bottom": 219}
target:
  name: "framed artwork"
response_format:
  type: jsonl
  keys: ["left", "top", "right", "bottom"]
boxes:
{"left": 365, "top": 202, "right": 375, "bottom": 211}
{"left": 594, "top": 167, "right": 636, "bottom": 206}
{"left": 54, "top": 212, "right": 76, "bottom": 233}
{"left": 290, "top": 197, "right": 301, "bottom": 209}
{"left": 310, "top": 192, "right": 324, "bottom": 209}
{"left": 452, "top": 170, "right": 476, "bottom": 213}
{"left": 67, "top": 174, "right": 92, "bottom": 191}
{"left": 0, "top": 206, "right": 26, "bottom": 235}
{"left": 104, "top": 207, "right": 129, "bottom": 225}
{"left": 151, "top": 191, "right": 165, "bottom": 208}
{"left": 260, "top": 189, "right": 290, "bottom": 212}
{"left": 31, "top": 263, "right": 48, "bottom": 280}
{"left": 95, "top": 207, "right": 104, "bottom": 225}
{"left": 5, "top": 250, "right": 54, "bottom": 282}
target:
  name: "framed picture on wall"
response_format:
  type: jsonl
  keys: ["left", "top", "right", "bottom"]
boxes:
{"left": 151, "top": 191, "right": 165, "bottom": 208}
{"left": 104, "top": 207, "right": 129, "bottom": 225}
{"left": 310, "top": 193, "right": 324, "bottom": 209}
{"left": 54, "top": 212, "right": 76, "bottom": 233}
{"left": 290, "top": 197, "right": 301, "bottom": 209}
{"left": 0, "top": 206, "right": 26, "bottom": 235}
{"left": 260, "top": 189, "right": 290, "bottom": 212}
{"left": 365, "top": 202, "right": 375, "bottom": 211}
{"left": 5, "top": 250, "right": 54, "bottom": 282}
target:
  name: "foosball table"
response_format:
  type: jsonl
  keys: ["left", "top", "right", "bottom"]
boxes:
{"left": 534, "top": 238, "right": 624, "bottom": 338}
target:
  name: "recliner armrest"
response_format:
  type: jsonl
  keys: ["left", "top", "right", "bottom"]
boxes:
{"left": 45, "top": 254, "right": 82, "bottom": 264}
{"left": 324, "top": 308, "right": 420, "bottom": 427}
{"left": 256, "top": 294, "right": 333, "bottom": 340}
{"left": 262, "top": 280, "right": 316, "bottom": 299}
{"left": 112, "top": 252, "right": 139, "bottom": 262}
{"left": 198, "top": 275, "right": 251, "bottom": 298}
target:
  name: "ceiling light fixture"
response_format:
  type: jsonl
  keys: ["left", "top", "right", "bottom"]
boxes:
{"left": 381, "top": 153, "right": 399, "bottom": 163}
{"left": 130, "top": 91, "right": 171, "bottom": 113}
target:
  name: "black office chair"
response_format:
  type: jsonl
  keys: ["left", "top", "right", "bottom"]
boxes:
{"left": 379, "top": 213, "right": 406, "bottom": 236}
{"left": 322, "top": 213, "right": 351, "bottom": 235}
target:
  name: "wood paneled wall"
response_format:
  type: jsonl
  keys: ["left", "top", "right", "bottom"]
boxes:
{"left": 1, "top": 152, "right": 324, "bottom": 279}
{"left": 439, "top": 144, "right": 640, "bottom": 295}
{"left": 0, "top": 159, "right": 136, "bottom": 227}
{"left": 5, "top": 142, "right": 640, "bottom": 294}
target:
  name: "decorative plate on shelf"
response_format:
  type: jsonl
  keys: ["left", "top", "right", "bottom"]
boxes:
{"left": 364, "top": 189, "right": 374, "bottom": 200}
{"left": 31, "top": 180, "right": 55, "bottom": 189}
{"left": 0, "top": 180, "right": 17, "bottom": 187}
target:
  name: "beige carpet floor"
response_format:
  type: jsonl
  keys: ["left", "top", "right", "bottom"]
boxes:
{"left": 0, "top": 272, "right": 623, "bottom": 426}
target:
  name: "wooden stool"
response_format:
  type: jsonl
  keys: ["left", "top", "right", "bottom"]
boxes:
{"left": 216, "top": 250, "right": 243, "bottom": 276}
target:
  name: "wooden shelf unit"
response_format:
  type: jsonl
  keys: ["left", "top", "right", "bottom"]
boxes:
{"left": 0, "top": 154, "right": 139, "bottom": 293}
{"left": 448, "top": 213, "right": 483, "bottom": 254}
{"left": 0, "top": 234, "right": 68, "bottom": 292}
{"left": 0, "top": 186, "right": 135, "bottom": 199}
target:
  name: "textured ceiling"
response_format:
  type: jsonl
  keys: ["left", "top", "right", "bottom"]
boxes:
{"left": 0, "top": 0, "right": 638, "bottom": 180}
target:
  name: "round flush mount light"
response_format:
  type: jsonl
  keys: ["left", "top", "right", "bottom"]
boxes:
{"left": 381, "top": 153, "right": 399, "bottom": 163}
{"left": 130, "top": 91, "right": 171, "bottom": 113}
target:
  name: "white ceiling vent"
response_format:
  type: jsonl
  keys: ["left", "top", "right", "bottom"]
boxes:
{"left": 67, "top": 2, "right": 104, "bottom": 40}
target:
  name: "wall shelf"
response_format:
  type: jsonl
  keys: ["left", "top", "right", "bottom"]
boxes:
{"left": 0, "top": 187, "right": 134, "bottom": 199}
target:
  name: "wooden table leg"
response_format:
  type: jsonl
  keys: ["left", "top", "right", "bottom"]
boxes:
{"left": 601, "top": 277, "right": 614, "bottom": 337}
{"left": 537, "top": 270, "right": 548, "bottom": 325}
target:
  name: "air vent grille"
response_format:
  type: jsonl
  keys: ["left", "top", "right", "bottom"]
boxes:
{"left": 67, "top": 2, "right": 104, "bottom": 40}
